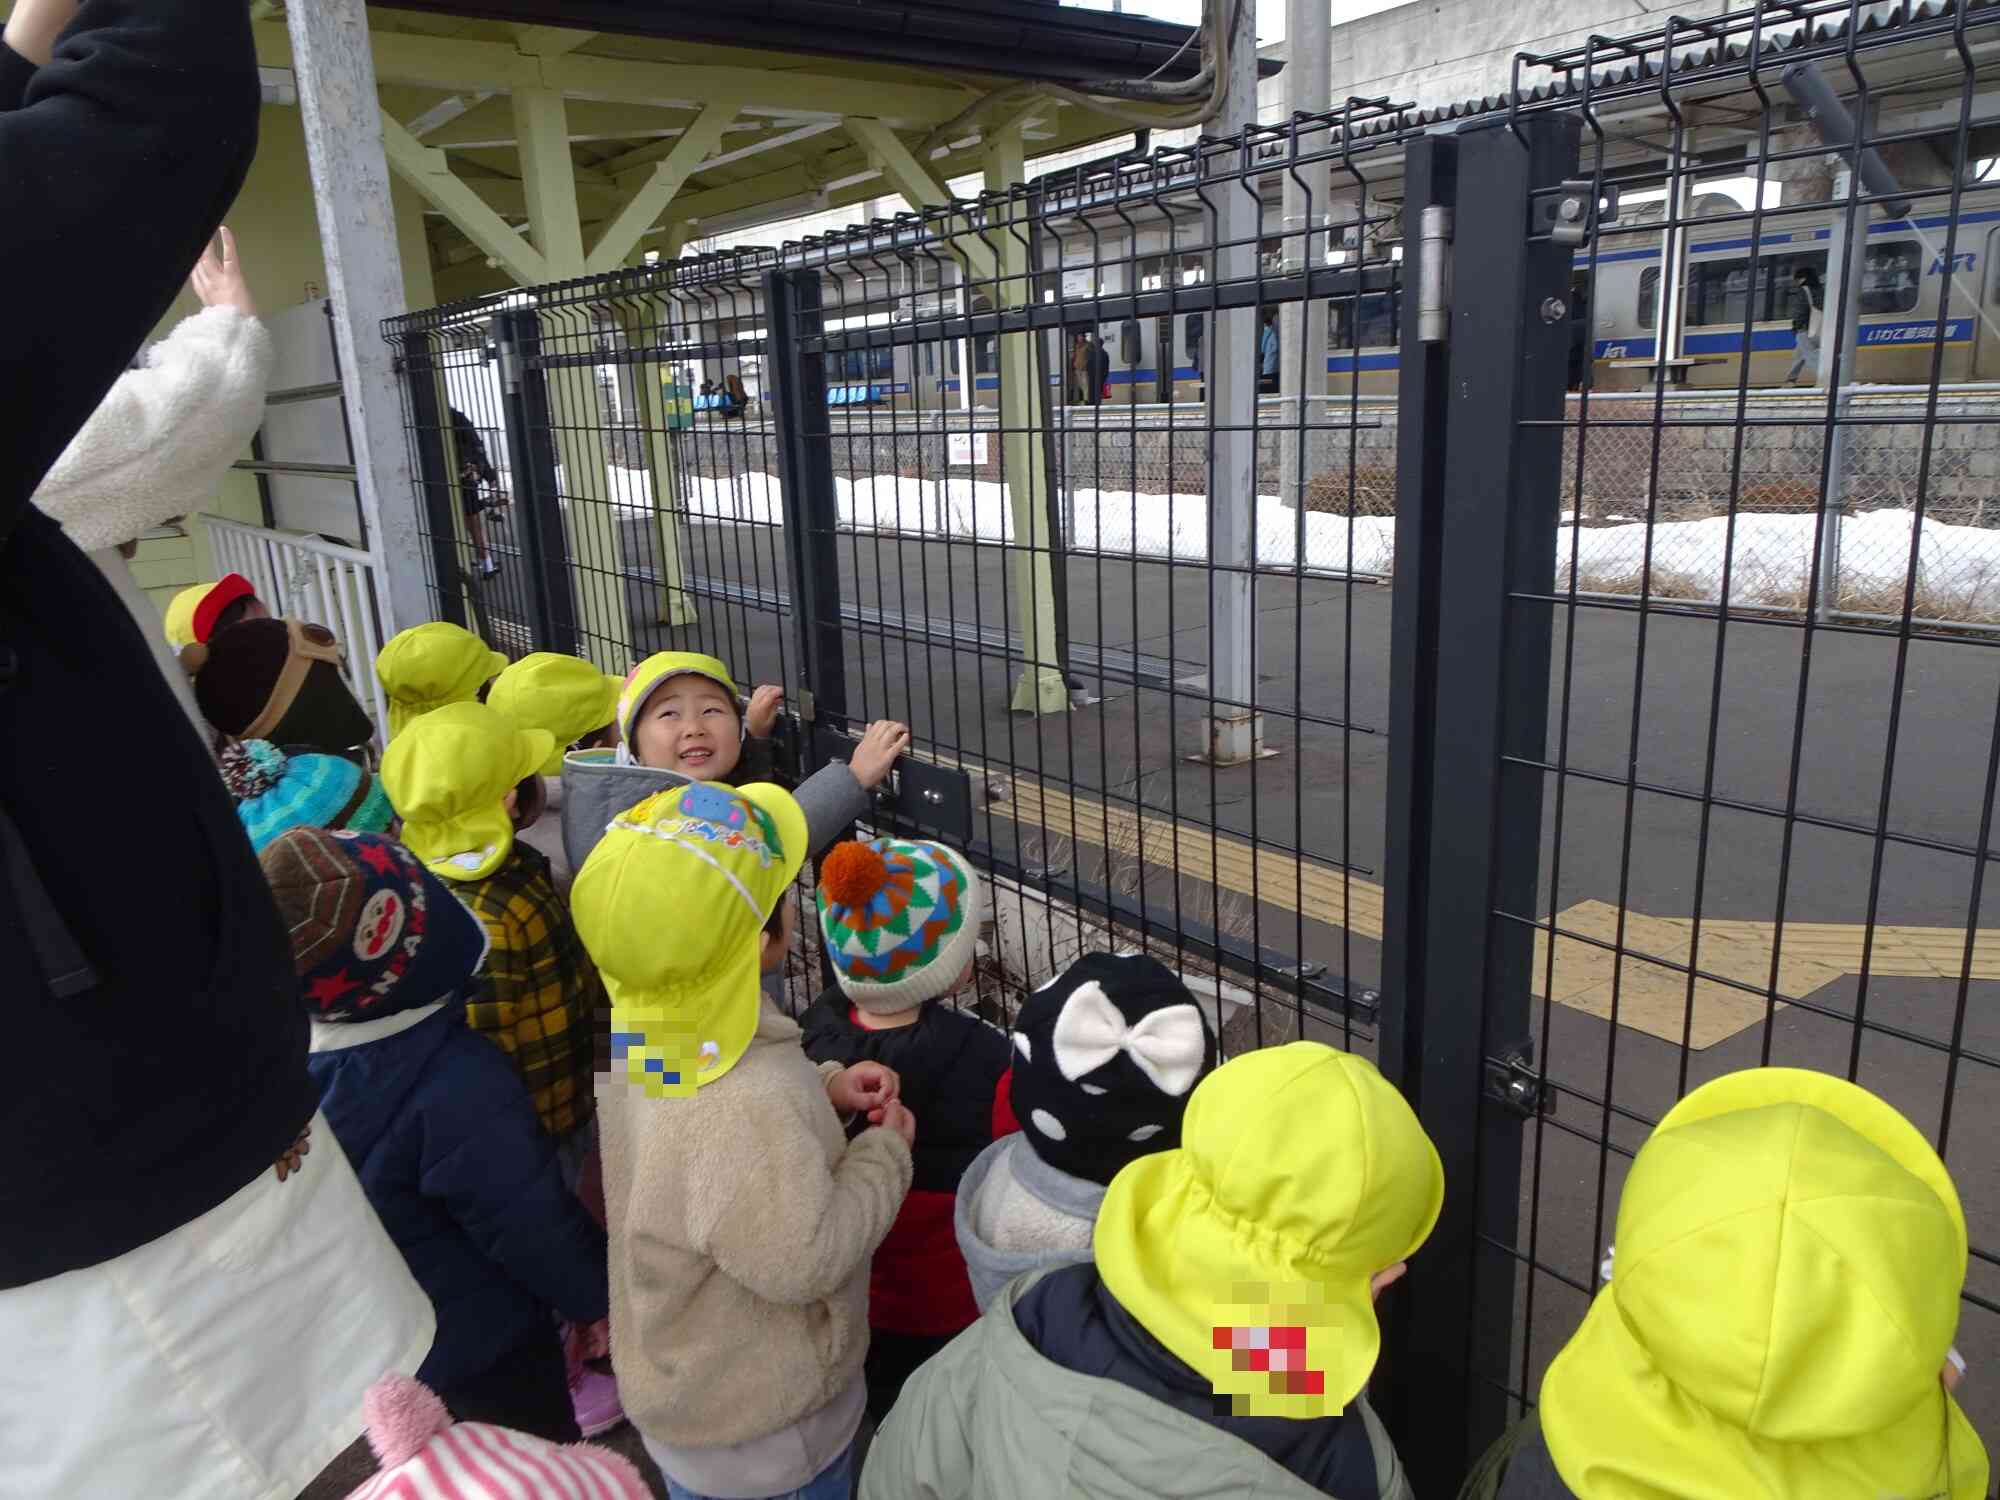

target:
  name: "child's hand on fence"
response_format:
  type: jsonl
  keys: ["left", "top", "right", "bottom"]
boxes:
{"left": 877, "top": 1099, "right": 918, "bottom": 1149}
{"left": 828, "top": 1060, "right": 901, "bottom": 1119}
{"left": 745, "top": 684, "right": 784, "bottom": 738}
{"left": 847, "top": 720, "right": 911, "bottom": 790}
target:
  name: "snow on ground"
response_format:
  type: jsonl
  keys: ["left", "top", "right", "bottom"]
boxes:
{"left": 590, "top": 464, "right": 2000, "bottom": 619}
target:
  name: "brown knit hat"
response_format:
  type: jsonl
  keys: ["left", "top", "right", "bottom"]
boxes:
{"left": 184, "top": 618, "right": 376, "bottom": 754}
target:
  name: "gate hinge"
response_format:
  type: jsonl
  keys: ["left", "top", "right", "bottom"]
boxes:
{"left": 1417, "top": 204, "right": 1452, "bottom": 344}
{"left": 1540, "top": 179, "right": 1620, "bottom": 249}
{"left": 1484, "top": 1040, "right": 1555, "bottom": 1120}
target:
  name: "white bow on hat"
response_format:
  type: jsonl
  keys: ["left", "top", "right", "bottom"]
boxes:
{"left": 1051, "top": 982, "right": 1208, "bottom": 1096}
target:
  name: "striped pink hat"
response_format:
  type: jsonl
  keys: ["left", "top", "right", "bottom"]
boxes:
{"left": 346, "top": 1374, "right": 648, "bottom": 1499}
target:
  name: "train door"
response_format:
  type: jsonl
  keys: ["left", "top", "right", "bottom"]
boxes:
{"left": 1976, "top": 227, "right": 2000, "bottom": 380}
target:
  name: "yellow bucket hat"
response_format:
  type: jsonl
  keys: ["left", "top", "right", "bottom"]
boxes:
{"left": 379, "top": 701, "right": 554, "bottom": 882}
{"left": 1094, "top": 1043, "right": 1443, "bottom": 1419}
{"left": 571, "top": 780, "right": 805, "bottom": 1098}
{"left": 487, "top": 652, "right": 623, "bottom": 775}
{"left": 1540, "top": 1067, "right": 1987, "bottom": 1500}
{"left": 616, "top": 650, "right": 740, "bottom": 748}
{"left": 376, "top": 622, "right": 509, "bottom": 741}
{"left": 163, "top": 573, "right": 257, "bottom": 649}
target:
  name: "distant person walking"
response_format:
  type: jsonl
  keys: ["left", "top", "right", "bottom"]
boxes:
{"left": 1786, "top": 266, "right": 1823, "bottom": 385}
{"left": 1259, "top": 311, "right": 1280, "bottom": 393}
{"left": 1070, "top": 332, "right": 1091, "bottom": 405}
{"left": 1089, "top": 334, "right": 1111, "bottom": 406}
{"left": 449, "top": 406, "right": 506, "bottom": 578}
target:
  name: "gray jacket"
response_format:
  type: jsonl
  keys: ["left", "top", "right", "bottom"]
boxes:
{"left": 561, "top": 749, "right": 869, "bottom": 873}
{"left": 955, "top": 1134, "right": 1106, "bottom": 1313}
{"left": 861, "top": 1269, "right": 1413, "bottom": 1500}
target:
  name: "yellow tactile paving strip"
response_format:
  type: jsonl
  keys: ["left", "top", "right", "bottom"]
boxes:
{"left": 968, "top": 765, "right": 2000, "bottom": 1050}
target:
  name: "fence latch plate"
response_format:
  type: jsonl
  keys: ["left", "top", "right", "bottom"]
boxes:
{"left": 813, "top": 726, "right": 973, "bottom": 844}
{"left": 1484, "top": 1040, "right": 1554, "bottom": 1120}
{"left": 1539, "top": 179, "right": 1619, "bottom": 249}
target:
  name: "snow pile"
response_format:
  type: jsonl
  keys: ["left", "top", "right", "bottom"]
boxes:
{"left": 587, "top": 461, "right": 2000, "bottom": 620}
{"left": 1558, "top": 509, "right": 2000, "bottom": 616}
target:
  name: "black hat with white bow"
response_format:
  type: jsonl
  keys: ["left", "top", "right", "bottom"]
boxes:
{"left": 1008, "top": 951, "right": 1218, "bottom": 1186}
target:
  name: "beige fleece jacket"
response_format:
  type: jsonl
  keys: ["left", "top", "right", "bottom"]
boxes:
{"left": 598, "top": 997, "right": 913, "bottom": 1448}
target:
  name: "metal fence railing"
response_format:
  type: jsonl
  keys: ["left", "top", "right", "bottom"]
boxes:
{"left": 385, "top": 2, "right": 2000, "bottom": 1486}
{"left": 205, "top": 514, "right": 392, "bottom": 739}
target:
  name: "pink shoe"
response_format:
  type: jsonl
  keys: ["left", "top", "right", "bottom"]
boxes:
{"left": 569, "top": 1364, "right": 624, "bottom": 1438}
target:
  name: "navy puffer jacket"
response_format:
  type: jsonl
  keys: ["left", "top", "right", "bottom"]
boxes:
{"left": 309, "top": 1005, "right": 608, "bottom": 1392}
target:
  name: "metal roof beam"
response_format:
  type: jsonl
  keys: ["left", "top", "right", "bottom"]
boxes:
{"left": 587, "top": 97, "right": 742, "bottom": 273}
{"left": 422, "top": 97, "right": 719, "bottom": 150}
{"left": 514, "top": 25, "right": 597, "bottom": 58}
{"left": 381, "top": 114, "right": 548, "bottom": 285}
{"left": 846, "top": 116, "right": 997, "bottom": 282}
{"left": 253, "top": 23, "right": 976, "bottom": 125}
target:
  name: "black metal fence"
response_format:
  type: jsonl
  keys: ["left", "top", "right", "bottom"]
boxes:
{"left": 387, "top": 2, "right": 2000, "bottom": 1486}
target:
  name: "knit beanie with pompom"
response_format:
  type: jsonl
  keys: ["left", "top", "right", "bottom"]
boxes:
{"left": 815, "top": 836, "right": 982, "bottom": 1015}
{"left": 343, "top": 1373, "right": 648, "bottom": 1500}
{"left": 219, "top": 739, "right": 395, "bottom": 853}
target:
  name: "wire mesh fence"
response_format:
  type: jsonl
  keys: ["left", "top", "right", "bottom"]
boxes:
{"left": 384, "top": 1, "right": 2000, "bottom": 1486}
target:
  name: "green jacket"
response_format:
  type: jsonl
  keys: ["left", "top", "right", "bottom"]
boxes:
{"left": 860, "top": 1270, "right": 1414, "bottom": 1500}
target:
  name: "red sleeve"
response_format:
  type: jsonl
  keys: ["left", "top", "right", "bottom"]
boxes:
{"left": 990, "top": 1065, "right": 1020, "bottom": 1139}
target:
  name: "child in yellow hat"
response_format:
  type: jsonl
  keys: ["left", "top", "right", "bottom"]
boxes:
{"left": 376, "top": 622, "right": 508, "bottom": 741}
{"left": 864, "top": 1042, "right": 1441, "bottom": 1500}
{"left": 573, "top": 780, "right": 915, "bottom": 1500}
{"left": 1459, "top": 1067, "right": 1987, "bottom": 1500}
{"left": 486, "top": 651, "right": 622, "bottom": 893}
{"left": 381, "top": 701, "right": 606, "bottom": 1159}
{"left": 560, "top": 650, "right": 911, "bottom": 923}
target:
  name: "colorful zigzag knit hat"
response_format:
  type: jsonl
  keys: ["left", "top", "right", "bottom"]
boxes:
{"left": 816, "top": 837, "right": 982, "bottom": 1015}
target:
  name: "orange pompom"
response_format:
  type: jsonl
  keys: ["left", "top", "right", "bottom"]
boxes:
{"left": 820, "top": 840, "right": 890, "bottom": 908}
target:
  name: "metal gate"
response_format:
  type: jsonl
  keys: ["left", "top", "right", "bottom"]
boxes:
{"left": 387, "top": 2, "right": 2000, "bottom": 1486}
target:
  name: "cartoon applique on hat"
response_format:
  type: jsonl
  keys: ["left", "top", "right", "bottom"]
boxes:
{"left": 1009, "top": 951, "right": 1219, "bottom": 1187}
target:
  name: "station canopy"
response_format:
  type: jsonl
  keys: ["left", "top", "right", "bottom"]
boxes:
{"left": 251, "top": 0, "right": 1279, "bottom": 294}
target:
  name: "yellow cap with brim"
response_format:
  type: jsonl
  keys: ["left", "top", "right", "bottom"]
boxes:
{"left": 379, "top": 700, "right": 554, "bottom": 882}
{"left": 1540, "top": 1067, "right": 1987, "bottom": 1500}
{"left": 376, "top": 622, "right": 509, "bottom": 741}
{"left": 617, "top": 651, "right": 740, "bottom": 748}
{"left": 488, "top": 652, "right": 623, "bottom": 775}
{"left": 1093, "top": 1043, "right": 1443, "bottom": 1420}
{"left": 571, "top": 780, "right": 806, "bottom": 1098}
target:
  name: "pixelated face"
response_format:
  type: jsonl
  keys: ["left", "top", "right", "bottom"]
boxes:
{"left": 1205, "top": 1279, "right": 1346, "bottom": 1418}
{"left": 633, "top": 675, "right": 742, "bottom": 780}
{"left": 611, "top": 1018, "right": 721, "bottom": 1100}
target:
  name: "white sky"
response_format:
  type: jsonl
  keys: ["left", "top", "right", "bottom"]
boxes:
{"left": 1061, "top": 0, "right": 1415, "bottom": 44}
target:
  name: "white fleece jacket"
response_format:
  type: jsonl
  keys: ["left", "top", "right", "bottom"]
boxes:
{"left": 29, "top": 305, "right": 272, "bottom": 738}
{"left": 32, "top": 305, "right": 273, "bottom": 552}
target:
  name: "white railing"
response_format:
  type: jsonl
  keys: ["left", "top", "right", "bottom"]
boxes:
{"left": 203, "top": 516, "right": 391, "bottom": 740}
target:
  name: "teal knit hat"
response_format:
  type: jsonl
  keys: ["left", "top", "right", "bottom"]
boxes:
{"left": 220, "top": 739, "right": 396, "bottom": 853}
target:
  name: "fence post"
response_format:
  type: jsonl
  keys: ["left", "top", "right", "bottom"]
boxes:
{"left": 493, "top": 308, "right": 580, "bottom": 656}
{"left": 1378, "top": 113, "right": 1579, "bottom": 1494}
{"left": 763, "top": 270, "right": 848, "bottom": 747}
{"left": 393, "top": 330, "right": 472, "bottom": 628}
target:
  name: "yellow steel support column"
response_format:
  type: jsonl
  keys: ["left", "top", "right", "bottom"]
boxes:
{"left": 984, "top": 125, "right": 1068, "bottom": 716}
{"left": 617, "top": 302, "right": 697, "bottom": 628}
{"left": 513, "top": 86, "right": 629, "bottom": 670}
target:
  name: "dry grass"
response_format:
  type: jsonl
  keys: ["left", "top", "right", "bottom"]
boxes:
{"left": 1301, "top": 464, "right": 1398, "bottom": 517}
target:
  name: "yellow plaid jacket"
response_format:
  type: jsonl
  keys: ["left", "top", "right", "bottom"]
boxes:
{"left": 458, "top": 843, "right": 603, "bottom": 1138}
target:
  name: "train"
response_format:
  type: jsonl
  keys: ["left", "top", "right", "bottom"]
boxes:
{"left": 795, "top": 184, "right": 2000, "bottom": 408}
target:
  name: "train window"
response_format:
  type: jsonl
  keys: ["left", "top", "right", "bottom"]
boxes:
{"left": 1687, "top": 259, "right": 1755, "bottom": 326}
{"left": 1638, "top": 266, "right": 1659, "bottom": 327}
{"left": 1330, "top": 291, "right": 1400, "bottom": 348}
{"left": 1860, "top": 241, "right": 1920, "bottom": 313}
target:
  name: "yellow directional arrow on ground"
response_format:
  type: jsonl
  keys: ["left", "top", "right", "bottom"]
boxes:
{"left": 976, "top": 771, "right": 1999, "bottom": 1049}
